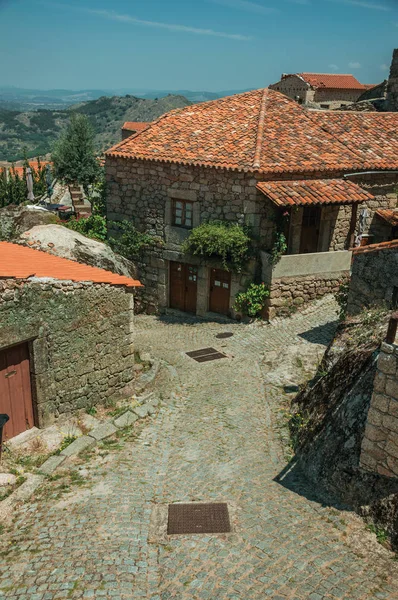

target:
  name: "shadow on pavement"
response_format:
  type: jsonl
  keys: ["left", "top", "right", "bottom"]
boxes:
{"left": 298, "top": 321, "right": 339, "bottom": 346}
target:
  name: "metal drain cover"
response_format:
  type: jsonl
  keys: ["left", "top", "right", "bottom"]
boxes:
{"left": 186, "top": 347, "right": 227, "bottom": 363}
{"left": 167, "top": 503, "right": 231, "bottom": 535}
{"left": 216, "top": 332, "right": 234, "bottom": 339}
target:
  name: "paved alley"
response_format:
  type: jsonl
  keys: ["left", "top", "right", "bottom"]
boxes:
{"left": 0, "top": 297, "right": 397, "bottom": 600}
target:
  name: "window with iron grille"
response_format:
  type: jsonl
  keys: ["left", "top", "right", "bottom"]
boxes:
{"left": 173, "top": 200, "right": 193, "bottom": 228}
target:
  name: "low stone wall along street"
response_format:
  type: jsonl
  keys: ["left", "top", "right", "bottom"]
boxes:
{"left": 0, "top": 278, "right": 135, "bottom": 427}
{"left": 261, "top": 250, "right": 350, "bottom": 318}
{"left": 347, "top": 242, "right": 398, "bottom": 315}
{"left": 360, "top": 341, "right": 398, "bottom": 478}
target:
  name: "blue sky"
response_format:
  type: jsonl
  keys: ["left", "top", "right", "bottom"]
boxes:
{"left": 0, "top": 0, "right": 397, "bottom": 91}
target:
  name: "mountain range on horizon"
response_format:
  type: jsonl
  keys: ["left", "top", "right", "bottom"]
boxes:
{"left": 0, "top": 86, "right": 254, "bottom": 111}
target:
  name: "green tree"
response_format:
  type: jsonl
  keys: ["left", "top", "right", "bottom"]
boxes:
{"left": 52, "top": 113, "right": 100, "bottom": 194}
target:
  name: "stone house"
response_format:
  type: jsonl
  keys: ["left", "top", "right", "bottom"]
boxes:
{"left": 269, "top": 73, "right": 368, "bottom": 109}
{"left": 0, "top": 242, "right": 142, "bottom": 440}
{"left": 105, "top": 88, "right": 398, "bottom": 320}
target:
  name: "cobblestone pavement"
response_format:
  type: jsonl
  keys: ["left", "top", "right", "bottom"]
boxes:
{"left": 1, "top": 297, "right": 398, "bottom": 599}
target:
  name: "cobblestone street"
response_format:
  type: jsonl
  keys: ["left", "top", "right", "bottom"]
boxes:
{"left": 1, "top": 297, "right": 398, "bottom": 599}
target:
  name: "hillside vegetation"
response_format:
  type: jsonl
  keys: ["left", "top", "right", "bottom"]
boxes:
{"left": 0, "top": 94, "right": 191, "bottom": 162}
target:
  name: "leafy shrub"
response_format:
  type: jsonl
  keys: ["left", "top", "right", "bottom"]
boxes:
{"left": 64, "top": 214, "right": 107, "bottom": 241}
{"left": 108, "top": 220, "right": 156, "bottom": 259}
{"left": 271, "top": 231, "right": 288, "bottom": 265}
{"left": 234, "top": 282, "right": 269, "bottom": 318}
{"left": 182, "top": 221, "right": 251, "bottom": 272}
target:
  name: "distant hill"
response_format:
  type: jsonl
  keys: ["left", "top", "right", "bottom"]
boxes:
{"left": 0, "top": 86, "right": 253, "bottom": 111}
{"left": 0, "top": 94, "right": 191, "bottom": 162}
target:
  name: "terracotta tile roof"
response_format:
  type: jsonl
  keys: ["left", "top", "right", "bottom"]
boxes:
{"left": 0, "top": 242, "right": 142, "bottom": 288}
{"left": 298, "top": 73, "right": 366, "bottom": 90}
{"left": 122, "top": 122, "right": 149, "bottom": 132}
{"left": 352, "top": 239, "right": 398, "bottom": 254}
{"left": 256, "top": 178, "right": 373, "bottom": 207}
{"left": 309, "top": 111, "right": 398, "bottom": 171}
{"left": 106, "top": 89, "right": 398, "bottom": 175}
{"left": 5, "top": 161, "right": 51, "bottom": 178}
{"left": 375, "top": 209, "right": 398, "bottom": 227}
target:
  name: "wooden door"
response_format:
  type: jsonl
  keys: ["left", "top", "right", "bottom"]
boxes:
{"left": 0, "top": 343, "right": 34, "bottom": 440}
{"left": 209, "top": 268, "right": 231, "bottom": 315}
{"left": 300, "top": 206, "right": 321, "bottom": 254}
{"left": 169, "top": 262, "right": 198, "bottom": 314}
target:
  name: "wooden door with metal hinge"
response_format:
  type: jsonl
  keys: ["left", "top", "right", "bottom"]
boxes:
{"left": 209, "top": 268, "right": 231, "bottom": 315}
{"left": 169, "top": 262, "right": 198, "bottom": 314}
{"left": 0, "top": 343, "right": 34, "bottom": 440}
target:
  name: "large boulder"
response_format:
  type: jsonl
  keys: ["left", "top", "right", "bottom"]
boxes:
{"left": 18, "top": 224, "right": 138, "bottom": 278}
{"left": 0, "top": 205, "right": 57, "bottom": 241}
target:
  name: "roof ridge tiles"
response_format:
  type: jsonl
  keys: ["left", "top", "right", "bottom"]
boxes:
{"left": 253, "top": 88, "right": 269, "bottom": 169}
{"left": 352, "top": 239, "right": 398, "bottom": 254}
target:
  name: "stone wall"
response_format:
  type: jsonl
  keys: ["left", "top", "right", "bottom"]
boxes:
{"left": 313, "top": 88, "right": 363, "bottom": 108}
{"left": 386, "top": 48, "right": 398, "bottom": 112}
{"left": 360, "top": 342, "right": 398, "bottom": 478}
{"left": 106, "top": 156, "right": 264, "bottom": 314}
{"left": 347, "top": 243, "right": 398, "bottom": 315}
{"left": 269, "top": 76, "right": 310, "bottom": 104}
{"left": 0, "top": 278, "right": 135, "bottom": 426}
{"left": 267, "top": 272, "right": 348, "bottom": 318}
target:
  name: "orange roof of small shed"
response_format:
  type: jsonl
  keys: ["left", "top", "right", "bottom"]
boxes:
{"left": 122, "top": 122, "right": 149, "bottom": 132}
{"left": 256, "top": 179, "right": 374, "bottom": 207}
{"left": 0, "top": 242, "right": 142, "bottom": 288}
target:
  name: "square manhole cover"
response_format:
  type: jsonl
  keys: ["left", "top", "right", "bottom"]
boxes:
{"left": 186, "top": 347, "right": 227, "bottom": 363}
{"left": 167, "top": 503, "right": 231, "bottom": 535}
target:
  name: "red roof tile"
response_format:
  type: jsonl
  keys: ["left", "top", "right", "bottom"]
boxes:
{"left": 5, "top": 161, "right": 51, "bottom": 178}
{"left": 375, "top": 209, "right": 398, "bottom": 227}
{"left": 122, "top": 122, "right": 149, "bottom": 132}
{"left": 352, "top": 239, "right": 398, "bottom": 254}
{"left": 257, "top": 179, "right": 373, "bottom": 207}
{"left": 106, "top": 89, "right": 398, "bottom": 175}
{"left": 309, "top": 111, "right": 398, "bottom": 172}
{"left": 0, "top": 242, "right": 142, "bottom": 288}
{"left": 298, "top": 73, "right": 366, "bottom": 90}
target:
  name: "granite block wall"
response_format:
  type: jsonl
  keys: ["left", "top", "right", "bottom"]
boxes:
{"left": 360, "top": 342, "right": 398, "bottom": 479}
{"left": 0, "top": 278, "right": 135, "bottom": 426}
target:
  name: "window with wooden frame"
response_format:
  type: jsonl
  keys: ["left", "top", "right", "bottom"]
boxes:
{"left": 173, "top": 200, "right": 193, "bottom": 228}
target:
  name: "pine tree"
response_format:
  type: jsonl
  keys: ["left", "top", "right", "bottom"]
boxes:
{"left": 52, "top": 113, "right": 101, "bottom": 194}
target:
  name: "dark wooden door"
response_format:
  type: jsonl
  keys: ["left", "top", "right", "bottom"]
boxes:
{"left": 209, "top": 268, "right": 231, "bottom": 315}
{"left": 169, "top": 262, "right": 198, "bottom": 314}
{"left": 300, "top": 206, "right": 321, "bottom": 254}
{"left": 0, "top": 343, "right": 34, "bottom": 440}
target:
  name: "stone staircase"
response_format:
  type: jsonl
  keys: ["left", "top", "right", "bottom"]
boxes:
{"left": 69, "top": 184, "right": 92, "bottom": 218}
